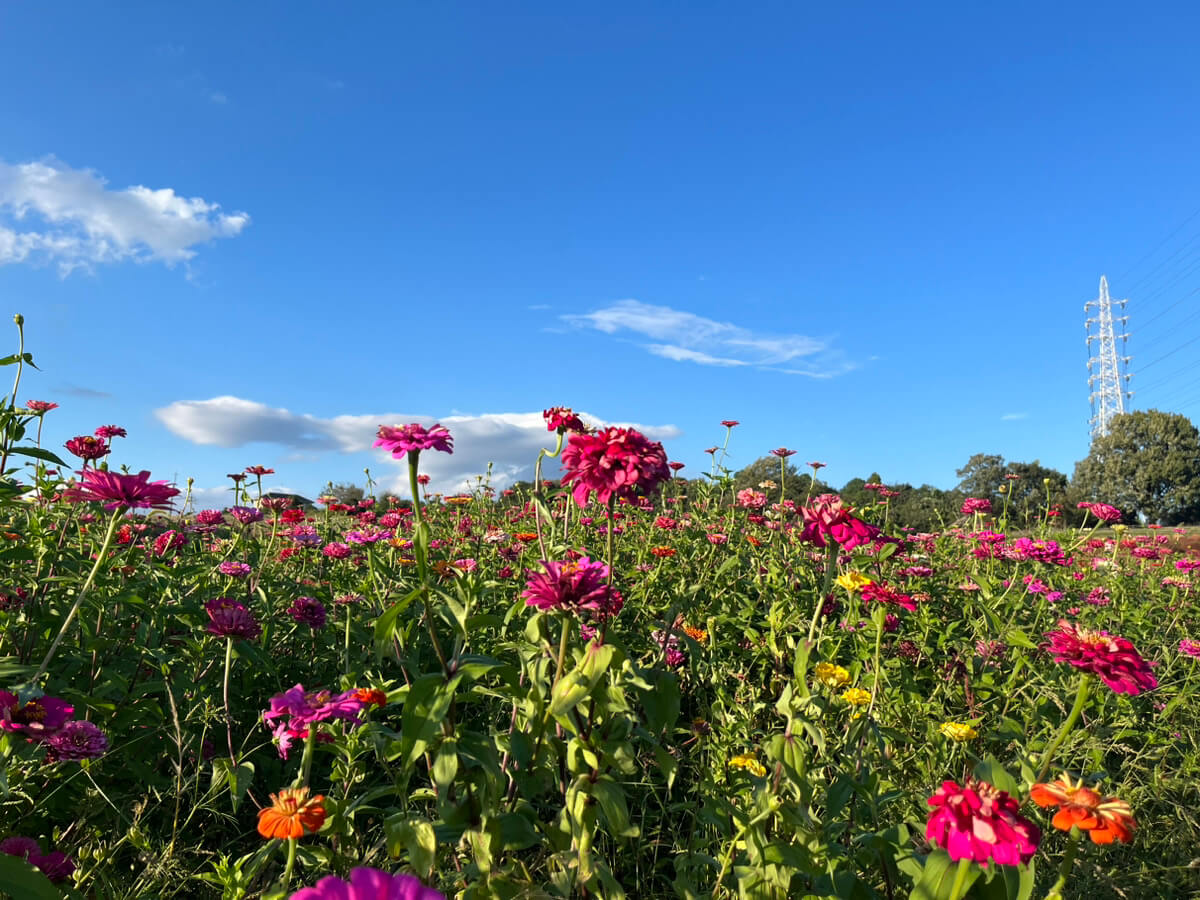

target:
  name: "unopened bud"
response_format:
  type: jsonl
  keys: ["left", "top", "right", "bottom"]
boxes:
{"left": 12, "top": 314, "right": 23, "bottom": 326}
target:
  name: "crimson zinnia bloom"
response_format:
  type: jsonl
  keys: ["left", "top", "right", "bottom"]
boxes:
{"left": 1043, "top": 620, "right": 1157, "bottom": 695}
{"left": 800, "top": 494, "right": 880, "bottom": 550}
{"left": 544, "top": 406, "right": 587, "bottom": 434}
{"left": 94, "top": 425, "right": 126, "bottom": 439}
{"left": 770, "top": 447, "right": 796, "bottom": 458}
{"left": 860, "top": 581, "right": 917, "bottom": 612}
{"left": 245, "top": 465, "right": 274, "bottom": 475}
{"left": 560, "top": 426, "right": 670, "bottom": 507}
{"left": 61, "top": 469, "right": 180, "bottom": 511}
{"left": 522, "top": 557, "right": 621, "bottom": 618}
{"left": 205, "top": 597, "right": 262, "bottom": 640}
{"left": 290, "top": 868, "right": 446, "bottom": 900}
{"left": 720, "top": 420, "right": 740, "bottom": 427}
{"left": 0, "top": 692, "right": 74, "bottom": 737}
{"left": 65, "top": 435, "right": 108, "bottom": 460}
{"left": 1030, "top": 774, "right": 1136, "bottom": 844}
{"left": 961, "top": 497, "right": 992, "bottom": 515}
{"left": 1077, "top": 501, "right": 1122, "bottom": 523}
{"left": 926, "top": 778, "right": 1040, "bottom": 866}
{"left": 374, "top": 423, "right": 454, "bottom": 458}
{"left": 288, "top": 596, "right": 328, "bottom": 629}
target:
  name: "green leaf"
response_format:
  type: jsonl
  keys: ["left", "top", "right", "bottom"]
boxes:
{"left": 0, "top": 853, "right": 62, "bottom": 899}
{"left": 909, "top": 850, "right": 978, "bottom": 900}
{"left": 8, "top": 447, "right": 67, "bottom": 466}
{"left": 384, "top": 818, "right": 437, "bottom": 880}
{"left": 973, "top": 756, "right": 1019, "bottom": 796}
{"left": 592, "top": 775, "right": 639, "bottom": 839}
{"left": 399, "top": 672, "right": 462, "bottom": 766}
{"left": 373, "top": 586, "right": 422, "bottom": 662}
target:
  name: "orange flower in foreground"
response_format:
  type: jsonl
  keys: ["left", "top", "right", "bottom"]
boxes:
{"left": 1030, "top": 775, "right": 1135, "bottom": 844}
{"left": 257, "top": 787, "right": 327, "bottom": 840}
{"left": 514, "top": 532, "right": 539, "bottom": 543}
{"left": 650, "top": 546, "right": 676, "bottom": 558}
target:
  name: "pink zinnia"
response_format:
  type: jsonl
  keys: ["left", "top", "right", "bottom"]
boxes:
{"left": 522, "top": 557, "right": 622, "bottom": 618}
{"left": 720, "top": 420, "right": 740, "bottom": 427}
{"left": 770, "top": 447, "right": 796, "bottom": 458}
{"left": 289, "top": 867, "right": 445, "bottom": 900}
{"left": 1179, "top": 639, "right": 1200, "bottom": 659}
{"left": 800, "top": 494, "right": 880, "bottom": 550}
{"left": 736, "top": 489, "right": 767, "bottom": 509}
{"left": 44, "top": 719, "right": 109, "bottom": 761}
{"left": 94, "top": 425, "right": 127, "bottom": 439}
{"left": 560, "top": 426, "right": 670, "bottom": 508}
{"left": 1043, "top": 620, "right": 1157, "bottom": 695}
{"left": 0, "top": 692, "right": 74, "bottom": 737}
{"left": 374, "top": 423, "right": 454, "bottom": 459}
{"left": 544, "top": 407, "right": 587, "bottom": 434}
{"left": 25, "top": 400, "right": 58, "bottom": 413}
{"left": 0, "top": 837, "right": 76, "bottom": 883}
{"left": 926, "top": 778, "right": 1040, "bottom": 866}
{"left": 288, "top": 596, "right": 328, "bottom": 629}
{"left": 205, "top": 597, "right": 262, "bottom": 640}
{"left": 1077, "top": 501, "right": 1122, "bottom": 523}
{"left": 61, "top": 469, "right": 180, "bottom": 511}
{"left": 961, "top": 497, "right": 992, "bottom": 515}
{"left": 860, "top": 581, "right": 917, "bottom": 612}
{"left": 64, "top": 435, "right": 109, "bottom": 460}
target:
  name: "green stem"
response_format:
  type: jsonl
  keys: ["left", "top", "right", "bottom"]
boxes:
{"left": 1036, "top": 676, "right": 1090, "bottom": 783}
{"left": 298, "top": 727, "right": 317, "bottom": 788}
{"left": 33, "top": 509, "right": 124, "bottom": 684}
{"left": 947, "top": 857, "right": 974, "bottom": 900}
{"left": 222, "top": 638, "right": 236, "bottom": 764}
{"left": 806, "top": 542, "right": 838, "bottom": 646}
{"left": 1042, "top": 827, "right": 1082, "bottom": 900}
{"left": 279, "top": 836, "right": 298, "bottom": 893}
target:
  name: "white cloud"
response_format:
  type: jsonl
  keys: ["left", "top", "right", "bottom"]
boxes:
{"left": 563, "top": 299, "right": 851, "bottom": 376}
{"left": 0, "top": 158, "right": 248, "bottom": 273}
{"left": 1000, "top": 412, "right": 1028, "bottom": 421}
{"left": 155, "top": 396, "right": 681, "bottom": 496}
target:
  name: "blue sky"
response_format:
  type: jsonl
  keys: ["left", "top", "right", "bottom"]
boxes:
{"left": 3, "top": 2, "right": 1200, "bottom": 506}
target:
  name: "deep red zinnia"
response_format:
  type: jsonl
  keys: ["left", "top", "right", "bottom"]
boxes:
{"left": 1043, "top": 620, "right": 1157, "bottom": 695}
{"left": 800, "top": 494, "right": 880, "bottom": 550}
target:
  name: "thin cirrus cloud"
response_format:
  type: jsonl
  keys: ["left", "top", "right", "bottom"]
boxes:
{"left": 562, "top": 299, "right": 852, "bottom": 377}
{"left": 0, "top": 157, "right": 248, "bottom": 274}
{"left": 1000, "top": 412, "right": 1028, "bottom": 421}
{"left": 155, "top": 396, "right": 682, "bottom": 495}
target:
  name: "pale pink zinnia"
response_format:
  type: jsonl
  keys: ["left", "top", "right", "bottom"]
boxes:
{"left": 374, "top": 423, "right": 454, "bottom": 458}
{"left": 926, "top": 778, "right": 1040, "bottom": 866}
{"left": 560, "top": 426, "right": 670, "bottom": 508}
{"left": 1043, "top": 620, "right": 1157, "bottom": 695}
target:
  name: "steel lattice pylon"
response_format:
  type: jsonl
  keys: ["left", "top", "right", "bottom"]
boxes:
{"left": 1085, "top": 275, "right": 1133, "bottom": 439}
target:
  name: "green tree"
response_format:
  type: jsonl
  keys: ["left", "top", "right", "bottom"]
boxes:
{"left": 954, "top": 454, "right": 1007, "bottom": 500}
{"left": 1072, "top": 410, "right": 1200, "bottom": 525}
{"left": 733, "top": 456, "right": 827, "bottom": 504}
{"left": 325, "top": 481, "right": 365, "bottom": 504}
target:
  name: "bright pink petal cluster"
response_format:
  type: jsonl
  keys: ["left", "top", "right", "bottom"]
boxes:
{"left": 61, "top": 469, "right": 180, "bottom": 511}
{"left": 289, "top": 867, "right": 445, "bottom": 900}
{"left": 800, "top": 494, "right": 880, "bottom": 550}
{"left": 522, "top": 557, "right": 622, "bottom": 619}
{"left": 860, "top": 581, "right": 917, "bottom": 612}
{"left": 560, "top": 426, "right": 670, "bottom": 508}
{"left": 926, "top": 778, "right": 1040, "bottom": 867}
{"left": 1043, "top": 620, "right": 1157, "bottom": 695}
{"left": 374, "top": 423, "right": 453, "bottom": 458}
{"left": 961, "top": 497, "right": 992, "bottom": 515}
{"left": 0, "top": 836, "right": 76, "bottom": 883}
{"left": 0, "top": 692, "right": 75, "bottom": 737}
{"left": 544, "top": 406, "right": 587, "bottom": 434}
{"left": 263, "top": 684, "right": 368, "bottom": 758}
{"left": 1077, "top": 501, "right": 1122, "bottom": 523}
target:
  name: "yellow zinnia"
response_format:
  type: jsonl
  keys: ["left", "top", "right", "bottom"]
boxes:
{"left": 841, "top": 688, "right": 871, "bottom": 706}
{"left": 814, "top": 662, "right": 851, "bottom": 688}
{"left": 836, "top": 572, "right": 872, "bottom": 593}
{"left": 729, "top": 754, "right": 767, "bottom": 777}
{"left": 939, "top": 721, "right": 978, "bottom": 742}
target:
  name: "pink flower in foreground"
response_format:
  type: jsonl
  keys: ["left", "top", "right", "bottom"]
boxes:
{"left": 1043, "top": 620, "right": 1157, "bottom": 695}
{"left": 961, "top": 497, "right": 992, "bottom": 515}
{"left": 1180, "top": 638, "right": 1200, "bottom": 659}
{"left": 61, "top": 469, "right": 180, "bottom": 511}
{"left": 289, "top": 867, "right": 445, "bottom": 900}
{"left": 560, "top": 426, "right": 670, "bottom": 507}
{"left": 800, "top": 494, "right": 880, "bottom": 550}
{"left": 374, "top": 423, "right": 454, "bottom": 459}
{"left": 0, "top": 837, "right": 76, "bottom": 883}
{"left": 0, "top": 692, "right": 74, "bottom": 737}
{"left": 94, "top": 425, "right": 126, "bottom": 439}
{"left": 926, "top": 778, "right": 1040, "bottom": 867}
{"left": 522, "top": 557, "right": 622, "bottom": 619}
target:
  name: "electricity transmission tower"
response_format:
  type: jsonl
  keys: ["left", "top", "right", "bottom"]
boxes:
{"left": 1085, "top": 275, "right": 1133, "bottom": 439}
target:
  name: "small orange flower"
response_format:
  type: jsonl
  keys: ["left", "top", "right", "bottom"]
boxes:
{"left": 746, "top": 535, "right": 761, "bottom": 547}
{"left": 257, "top": 787, "right": 327, "bottom": 840}
{"left": 650, "top": 546, "right": 676, "bottom": 558}
{"left": 354, "top": 688, "right": 387, "bottom": 708}
{"left": 444, "top": 495, "right": 472, "bottom": 505}
{"left": 1030, "top": 775, "right": 1136, "bottom": 844}
{"left": 683, "top": 625, "right": 709, "bottom": 642}
{"left": 514, "top": 532, "right": 539, "bottom": 543}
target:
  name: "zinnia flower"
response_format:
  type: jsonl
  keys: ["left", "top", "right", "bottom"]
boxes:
{"left": 1179, "top": 638, "right": 1200, "bottom": 659}
{"left": 938, "top": 721, "right": 978, "bottom": 742}
{"left": 43, "top": 719, "right": 109, "bottom": 761}
{"left": 841, "top": 687, "right": 871, "bottom": 706}
{"left": 374, "top": 423, "right": 454, "bottom": 459}
{"left": 961, "top": 497, "right": 992, "bottom": 515}
{"left": 25, "top": 400, "right": 58, "bottom": 412}
{"left": 926, "top": 778, "right": 1040, "bottom": 866}
{"left": 544, "top": 407, "right": 587, "bottom": 434}
{"left": 560, "top": 426, "right": 670, "bottom": 508}
{"left": 522, "top": 557, "right": 621, "bottom": 618}
{"left": 61, "top": 469, "right": 180, "bottom": 511}
{"left": 1077, "top": 501, "right": 1122, "bottom": 523}
{"left": 1043, "top": 620, "right": 1157, "bottom": 695}
{"left": 860, "top": 581, "right": 917, "bottom": 613}
{"left": 0, "top": 692, "right": 74, "bottom": 737}
{"left": 205, "top": 597, "right": 262, "bottom": 640}
{"left": 257, "top": 786, "right": 327, "bottom": 839}
{"left": 770, "top": 447, "right": 796, "bottom": 458}
{"left": 64, "top": 435, "right": 108, "bottom": 460}
{"left": 218, "top": 561, "right": 252, "bottom": 578}
{"left": 289, "top": 867, "right": 446, "bottom": 900}
{"left": 813, "top": 662, "right": 850, "bottom": 688}
{"left": 288, "top": 596, "right": 328, "bottom": 629}
{"left": 800, "top": 494, "right": 881, "bottom": 550}
{"left": 835, "top": 572, "right": 872, "bottom": 593}
{"left": 94, "top": 425, "right": 127, "bottom": 439}
{"left": 1030, "top": 774, "right": 1136, "bottom": 844}
{"left": 729, "top": 753, "right": 767, "bottom": 777}
{"left": 0, "top": 837, "right": 75, "bottom": 883}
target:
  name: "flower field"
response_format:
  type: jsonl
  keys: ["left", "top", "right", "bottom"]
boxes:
{"left": 1, "top": 394, "right": 1198, "bottom": 898}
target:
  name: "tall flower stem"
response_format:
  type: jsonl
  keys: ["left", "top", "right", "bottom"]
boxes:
{"left": 806, "top": 542, "right": 838, "bottom": 646}
{"left": 408, "top": 452, "right": 449, "bottom": 676}
{"left": 947, "top": 857, "right": 974, "bottom": 900}
{"left": 1042, "top": 827, "right": 1082, "bottom": 900}
{"left": 222, "top": 637, "right": 236, "bottom": 764}
{"left": 279, "top": 837, "right": 298, "bottom": 894}
{"left": 605, "top": 495, "right": 617, "bottom": 586}
{"left": 1036, "top": 675, "right": 1090, "bottom": 783}
{"left": 33, "top": 509, "right": 123, "bottom": 684}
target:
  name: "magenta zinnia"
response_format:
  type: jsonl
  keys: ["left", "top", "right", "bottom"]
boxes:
{"left": 374, "top": 423, "right": 454, "bottom": 458}
{"left": 44, "top": 719, "right": 109, "bottom": 762}
{"left": 926, "top": 778, "right": 1040, "bottom": 867}
{"left": 289, "top": 867, "right": 445, "bottom": 900}
{"left": 560, "top": 426, "right": 670, "bottom": 507}
{"left": 0, "top": 692, "right": 74, "bottom": 737}
{"left": 1043, "top": 620, "right": 1157, "bottom": 695}
{"left": 205, "top": 597, "right": 262, "bottom": 640}
{"left": 800, "top": 494, "right": 880, "bottom": 550}
{"left": 522, "top": 557, "right": 622, "bottom": 618}
{"left": 61, "top": 469, "right": 180, "bottom": 511}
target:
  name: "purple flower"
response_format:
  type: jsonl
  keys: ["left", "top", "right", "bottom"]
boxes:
{"left": 229, "top": 506, "right": 264, "bottom": 525}
{"left": 0, "top": 692, "right": 74, "bottom": 737}
{"left": 263, "top": 684, "right": 366, "bottom": 759}
{"left": 288, "top": 596, "right": 327, "bottom": 629}
{"left": 218, "top": 561, "right": 252, "bottom": 578}
{"left": 0, "top": 837, "right": 76, "bottom": 884}
{"left": 195, "top": 509, "right": 225, "bottom": 526}
{"left": 44, "top": 719, "right": 109, "bottom": 761}
{"left": 205, "top": 598, "right": 262, "bottom": 640}
{"left": 289, "top": 867, "right": 445, "bottom": 900}
{"left": 291, "top": 525, "right": 322, "bottom": 547}
{"left": 61, "top": 469, "right": 179, "bottom": 511}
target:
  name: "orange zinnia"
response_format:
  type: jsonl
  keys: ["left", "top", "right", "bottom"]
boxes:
{"left": 514, "top": 532, "right": 539, "bottom": 543}
{"left": 650, "top": 546, "right": 676, "bottom": 558}
{"left": 257, "top": 787, "right": 327, "bottom": 840}
{"left": 354, "top": 688, "right": 387, "bottom": 708}
{"left": 1030, "top": 775, "right": 1135, "bottom": 844}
